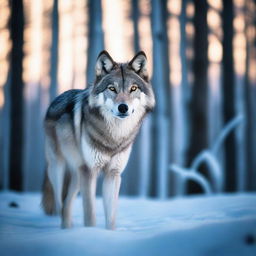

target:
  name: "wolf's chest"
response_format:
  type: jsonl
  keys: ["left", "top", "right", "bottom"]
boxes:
{"left": 80, "top": 135, "right": 110, "bottom": 169}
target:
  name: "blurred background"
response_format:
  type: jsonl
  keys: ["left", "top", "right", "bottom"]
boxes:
{"left": 0, "top": 0, "right": 255, "bottom": 198}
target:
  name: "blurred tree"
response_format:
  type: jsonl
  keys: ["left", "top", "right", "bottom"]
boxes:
{"left": 222, "top": 0, "right": 236, "bottom": 192}
{"left": 132, "top": 0, "right": 140, "bottom": 53}
{"left": 151, "top": 0, "right": 170, "bottom": 198}
{"left": 0, "top": 0, "right": 11, "bottom": 190}
{"left": 49, "top": 0, "right": 59, "bottom": 100}
{"left": 187, "top": 0, "right": 208, "bottom": 167}
{"left": 179, "top": 0, "right": 189, "bottom": 133}
{"left": 128, "top": 0, "right": 142, "bottom": 195}
{"left": 9, "top": 0, "right": 24, "bottom": 191}
{"left": 173, "top": 0, "right": 189, "bottom": 196}
{"left": 1, "top": 0, "right": 256, "bottom": 195}
{"left": 244, "top": 0, "right": 256, "bottom": 191}
{"left": 86, "top": 0, "right": 104, "bottom": 85}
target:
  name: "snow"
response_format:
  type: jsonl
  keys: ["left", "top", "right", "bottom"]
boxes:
{"left": 0, "top": 192, "right": 256, "bottom": 256}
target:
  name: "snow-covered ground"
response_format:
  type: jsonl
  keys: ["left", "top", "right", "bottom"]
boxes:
{"left": 0, "top": 192, "right": 256, "bottom": 256}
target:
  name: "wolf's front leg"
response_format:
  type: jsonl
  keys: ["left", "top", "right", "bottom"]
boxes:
{"left": 102, "top": 171, "right": 121, "bottom": 230}
{"left": 103, "top": 147, "right": 131, "bottom": 230}
{"left": 80, "top": 167, "right": 97, "bottom": 227}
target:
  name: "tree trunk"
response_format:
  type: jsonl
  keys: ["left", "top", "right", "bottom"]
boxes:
{"left": 132, "top": 0, "right": 140, "bottom": 53}
{"left": 50, "top": 0, "right": 59, "bottom": 100}
{"left": 151, "top": 0, "right": 170, "bottom": 198}
{"left": 186, "top": 0, "right": 208, "bottom": 193}
{"left": 86, "top": 0, "right": 104, "bottom": 85}
{"left": 187, "top": 0, "right": 209, "bottom": 164}
{"left": 187, "top": 1, "right": 209, "bottom": 160}
{"left": 179, "top": 0, "right": 189, "bottom": 143}
{"left": 222, "top": 0, "right": 237, "bottom": 192}
{"left": 244, "top": 1, "right": 256, "bottom": 191}
{"left": 8, "top": 0, "right": 24, "bottom": 191}
{"left": 173, "top": 0, "right": 188, "bottom": 195}
{"left": 0, "top": 1, "right": 11, "bottom": 190}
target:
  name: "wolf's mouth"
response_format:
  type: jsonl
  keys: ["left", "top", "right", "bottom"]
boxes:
{"left": 117, "top": 114, "right": 129, "bottom": 118}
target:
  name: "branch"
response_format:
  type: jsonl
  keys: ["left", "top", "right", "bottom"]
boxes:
{"left": 169, "top": 164, "right": 213, "bottom": 195}
{"left": 191, "top": 150, "right": 223, "bottom": 192}
{"left": 211, "top": 115, "right": 244, "bottom": 155}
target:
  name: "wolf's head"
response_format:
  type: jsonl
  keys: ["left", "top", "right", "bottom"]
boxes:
{"left": 89, "top": 51, "right": 155, "bottom": 120}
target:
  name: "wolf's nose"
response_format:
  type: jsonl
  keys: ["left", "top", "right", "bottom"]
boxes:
{"left": 118, "top": 103, "right": 129, "bottom": 114}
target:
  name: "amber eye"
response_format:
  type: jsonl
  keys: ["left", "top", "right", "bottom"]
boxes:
{"left": 130, "top": 85, "right": 138, "bottom": 92}
{"left": 108, "top": 86, "right": 117, "bottom": 93}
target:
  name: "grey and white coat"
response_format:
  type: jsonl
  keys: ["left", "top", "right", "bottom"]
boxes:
{"left": 42, "top": 51, "right": 155, "bottom": 230}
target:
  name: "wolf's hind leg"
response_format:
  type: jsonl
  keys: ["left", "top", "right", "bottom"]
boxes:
{"left": 80, "top": 166, "right": 98, "bottom": 227}
{"left": 61, "top": 170, "right": 80, "bottom": 229}
{"left": 47, "top": 158, "right": 65, "bottom": 215}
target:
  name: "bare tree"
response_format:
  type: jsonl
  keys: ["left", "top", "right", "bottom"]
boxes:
{"left": 132, "top": 0, "right": 140, "bottom": 53}
{"left": 186, "top": 0, "right": 209, "bottom": 180}
{"left": 244, "top": 0, "right": 256, "bottom": 191}
{"left": 8, "top": 0, "right": 24, "bottom": 191}
{"left": 222, "top": 0, "right": 237, "bottom": 191}
{"left": 86, "top": 0, "right": 104, "bottom": 85}
{"left": 49, "top": 0, "right": 59, "bottom": 100}
{"left": 151, "top": 0, "right": 170, "bottom": 198}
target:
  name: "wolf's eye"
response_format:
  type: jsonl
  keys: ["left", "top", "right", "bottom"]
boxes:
{"left": 108, "top": 86, "right": 117, "bottom": 93}
{"left": 130, "top": 85, "right": 138, "bottom": 92}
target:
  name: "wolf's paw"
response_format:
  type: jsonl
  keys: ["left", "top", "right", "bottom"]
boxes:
{"left": 61, "top": 220, "right": 73, "bottom": 229}
{"left": 84, "top": 217, "right": 96, "bottom": 227}
{"left": 105, "top": 222, "right": 116, "bottom": 230}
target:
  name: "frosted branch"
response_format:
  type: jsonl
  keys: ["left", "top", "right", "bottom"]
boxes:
{"left": 169, "top": 115, "right": 243, "bottom": 196}
{"left": 170, "top": 164, "right": 212, "bottom": 195}
{"left": 191, "top": 150, "right": 223, "bottom": 192}
{"left": 211, "top": 115, "right": 244, "bottom": 155}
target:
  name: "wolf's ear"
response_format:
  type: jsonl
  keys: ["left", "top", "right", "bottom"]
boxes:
{"left": 129, "top": 51, "right": 148, "bottom": 81}
{"left": 95, "top": 50, "right": 116, "bottom": 77}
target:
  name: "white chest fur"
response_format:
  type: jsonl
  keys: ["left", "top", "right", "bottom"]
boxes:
{"left": 81, "top": 133, "right": 110, "bottom": 170}
{"left": 102, "top": 105, "right": 144, "bottom": 141}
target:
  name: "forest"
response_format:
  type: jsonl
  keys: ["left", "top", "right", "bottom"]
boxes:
{"left": 1, "top": 1, "right": 256, "bottom": 255}
{"left": 0, "top": 0, "right": 256, "bottom": 198}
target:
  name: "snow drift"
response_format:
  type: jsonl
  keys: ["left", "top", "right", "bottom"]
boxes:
{"left": 0, "top": 192, "right": 256, "bottom": 256}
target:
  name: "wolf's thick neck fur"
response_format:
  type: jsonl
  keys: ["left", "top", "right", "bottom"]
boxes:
{"left": 71, "top": 88, "right": 146, "bottom": 156}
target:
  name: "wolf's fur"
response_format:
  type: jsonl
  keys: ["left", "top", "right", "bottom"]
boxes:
{"left": 41, "top": 51, "right": 155, "bottom": 229}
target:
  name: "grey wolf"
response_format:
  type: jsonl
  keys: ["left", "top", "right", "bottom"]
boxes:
{"left": 41, "top": 51, "right": 155, "bottom": 230}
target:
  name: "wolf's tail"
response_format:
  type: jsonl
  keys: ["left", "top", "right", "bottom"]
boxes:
{"left": 41, "top": 168, "right": 70, "bottom": 215}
